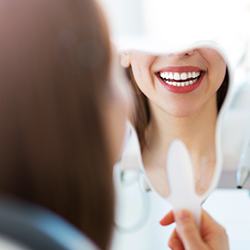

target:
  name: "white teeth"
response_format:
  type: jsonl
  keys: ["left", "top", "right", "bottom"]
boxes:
{"left": 159, "top": 70, "right": 202, "bottom": 88}
{"left": 193, "top": 72, "right": 200, "bottom": 78}
{"left": 173, "top": 73, "right": 180, "bottom": 80}
{"left": 169, "top": 72, "right": 174, "bottom": 80}
{"left": 180, "top": 72, "right": 188, "bottom": 80}
{"left": 162, "top": 78, "right": 198, "bottom": 87}
{"left": 160, "top": 71, "right": 201, "bottom": 80}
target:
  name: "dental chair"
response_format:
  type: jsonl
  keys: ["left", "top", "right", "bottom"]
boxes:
{"left": 0, "top": 198, "right": 98, "bottom": 250}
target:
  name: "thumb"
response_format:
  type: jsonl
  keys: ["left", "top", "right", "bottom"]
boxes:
{"left": 175, "top": 210, "right": 206, "bottom": 250}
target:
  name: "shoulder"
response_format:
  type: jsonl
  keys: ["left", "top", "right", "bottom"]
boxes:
{"left": 120, "top": 122, "right": 143, "bottom": 170}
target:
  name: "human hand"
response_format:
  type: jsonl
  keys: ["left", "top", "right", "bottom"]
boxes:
{"left": 160, "top": 209, "right": 229, "bottom": 250}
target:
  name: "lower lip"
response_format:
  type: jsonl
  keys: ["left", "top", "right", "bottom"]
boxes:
{"left": 157, "top": 73, "right": 205, "bottom": 94}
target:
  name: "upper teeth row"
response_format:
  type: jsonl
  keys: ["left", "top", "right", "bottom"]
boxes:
{"left": 160, "top": 71, "right": 200, "bottom": 81}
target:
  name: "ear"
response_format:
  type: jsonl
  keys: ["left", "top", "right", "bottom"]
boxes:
{"left": 120, "top": 53, "right": 131, "bottom": 68}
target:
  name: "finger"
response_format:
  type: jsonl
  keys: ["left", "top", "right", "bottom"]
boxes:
{"left": 201, "top": 209, "right": 221, "bottom": 231}
{"left": 175, "top": 210, "right": 205, "bottom": 250}
{"left": 160, "top": 210, "right": 175, "bottom": 226}
{"left": 201, "top": 209, "right": 227, "bottom": 242}
{"left": 168, "top": 229, "right": 185, "bottom": 250}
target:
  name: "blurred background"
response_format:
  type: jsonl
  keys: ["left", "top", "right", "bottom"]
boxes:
{"left": 98, "top": 0, "right": 250, "bottom": 249}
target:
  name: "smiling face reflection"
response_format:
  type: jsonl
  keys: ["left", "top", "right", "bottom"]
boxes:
{"left": 122, "top": 48, "right": 228, "bottom": 197}
{"left": 128, "top": 48, "right": 226, "bottom": 117}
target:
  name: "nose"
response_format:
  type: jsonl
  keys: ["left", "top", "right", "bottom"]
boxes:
{"left": 168, "top": 49, "right": 196, "bottom": 58}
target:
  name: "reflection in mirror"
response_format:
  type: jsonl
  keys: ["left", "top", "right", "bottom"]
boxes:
{"left": 121, "top": 47, "right": 229, "bottom": 198}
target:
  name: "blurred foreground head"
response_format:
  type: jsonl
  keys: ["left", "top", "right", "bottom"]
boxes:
{"left": 0, "top": 0, "right": 114, "bottom": 249}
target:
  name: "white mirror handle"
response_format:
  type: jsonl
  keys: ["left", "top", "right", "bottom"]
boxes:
{"left": 167, "top": 140, "right": 202, "bottom": 226}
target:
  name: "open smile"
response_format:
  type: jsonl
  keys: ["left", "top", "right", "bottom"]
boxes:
{"left": 156, "top": 66, "right": 205, "bottom": 94}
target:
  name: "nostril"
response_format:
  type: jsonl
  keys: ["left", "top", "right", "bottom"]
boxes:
{"left": 168, "top": 49, "right": 196, "bottom": 58}
{"left": 184, "top": 49, "right": 195, "bottom": 56}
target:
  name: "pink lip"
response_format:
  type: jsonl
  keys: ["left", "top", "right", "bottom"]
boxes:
{"left": 156, "top": 66, "right": 205, "bottom": 94}
{"left": 158, "top": 66, "right": 203, "bottom": 73}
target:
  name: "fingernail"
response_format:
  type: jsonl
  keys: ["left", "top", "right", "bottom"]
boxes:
{"left": 159, "top": 217, "right": 165, "bottom": 225}
{"left": 175, "top": 210, "right": 191, "bottom": 222}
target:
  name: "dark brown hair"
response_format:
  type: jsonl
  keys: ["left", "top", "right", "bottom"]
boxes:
{"left": 0, "top": 0, "right": 114, "bottom": 249}
{"left": 127, "top": 67, "right": 229, "bottom": 149}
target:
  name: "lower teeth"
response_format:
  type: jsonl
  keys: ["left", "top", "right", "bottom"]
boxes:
{"left": 163, "top": 77, "right": 199, "bottom": 87}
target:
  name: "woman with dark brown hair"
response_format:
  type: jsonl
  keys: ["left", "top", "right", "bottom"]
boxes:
{"left": 0, "top": 0, "right": 129, "bottom": 249}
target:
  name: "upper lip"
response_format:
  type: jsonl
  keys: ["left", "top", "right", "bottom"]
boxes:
{"left": 157, "top": 66, "right": 204, "bottom": 73}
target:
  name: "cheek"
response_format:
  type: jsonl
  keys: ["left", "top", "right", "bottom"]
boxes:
{"left": 129, "top": 53, "right": 157, "bottom": 100}
{"left": 209, "top": 61, "right": 227, "bottom": 92}
{"left": 200, "top": 49, "right": 227, "bottom": 91}
{"left": 131, "top": 63, "right": 154, "bottom": 97}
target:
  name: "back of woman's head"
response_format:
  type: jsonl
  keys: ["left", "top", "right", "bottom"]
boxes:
{"left": 0, "top": 0, "right": 114, "bottom": 249}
